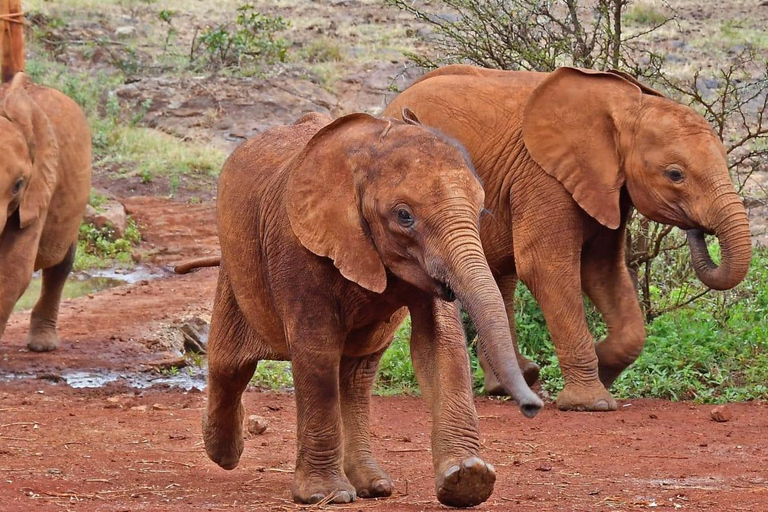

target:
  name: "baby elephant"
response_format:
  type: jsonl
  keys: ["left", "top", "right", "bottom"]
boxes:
{"left": 202, "top": 111, "right": 541, "bottom": 507}
{"left": 0, "top": 73, "right": 91, "bottom": 351}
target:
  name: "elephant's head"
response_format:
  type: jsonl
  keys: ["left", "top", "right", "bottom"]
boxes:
{"left": 0, "top": 73, "right": 59, "bottom": 234}
{"left": 287, "top": 110, "right": 542, "bottom": 417}
{"left": 522, "top": 67, "right": 751, "bottom": 290}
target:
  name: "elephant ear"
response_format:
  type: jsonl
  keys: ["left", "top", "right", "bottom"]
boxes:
{"left": 522, "top": 67, "right": 643, "bottom": 229}
{"left": 2, "top": 73, "right": 59, "bottom": 229}
{"left": 286, "top": 113, "right": 388, "bottom": 293}
{"left": 606, "top": 69, "right": 666, "bottom": 97}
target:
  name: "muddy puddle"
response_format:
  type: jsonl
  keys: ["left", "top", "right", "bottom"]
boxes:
{"left": 1, "top": 367, "right": 207, "bottom": 391}
{"left": 14, "top": 265, "right": 170, "bottom": 312}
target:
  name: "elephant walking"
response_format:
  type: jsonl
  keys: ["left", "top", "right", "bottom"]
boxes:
{"left": 0, "top": 73, "right": 92, "bottom": 351}
{"left": 385, "top": 65, "right": 751, "bottom": 412}
{"left": 196, "top": 111, "right": 541, "bottom": 507}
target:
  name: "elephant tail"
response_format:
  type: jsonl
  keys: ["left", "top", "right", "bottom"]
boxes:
{"left": 0, "top": 1, "right": 25, "bottom": 83}
{"left": 174, "top": 256, "right": 221, "bottom": 274}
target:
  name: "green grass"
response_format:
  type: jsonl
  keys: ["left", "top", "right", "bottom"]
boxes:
{"left": 74, "top": 215, "right": 142, "bottom": 271}
{"left": 251, "top": 361, "right": 294, "bottom": 390}
{"left": 623, "top": 3, "right": 668, "bottom": 26}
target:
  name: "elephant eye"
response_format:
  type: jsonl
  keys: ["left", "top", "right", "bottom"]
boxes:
{"left": 665, "top": 168, "right": 684, "bottom": 183}
{"left": 396, "top": 208, "right": 414, "bottom": 228}
{"left": 12, "top": 178, "right": 23, "bottom": 195}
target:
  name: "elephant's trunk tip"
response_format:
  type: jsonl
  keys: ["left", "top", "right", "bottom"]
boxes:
{"left": 519, "top": 395, "right": 544, "bottom": 419}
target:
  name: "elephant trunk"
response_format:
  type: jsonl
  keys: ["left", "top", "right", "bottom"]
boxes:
{"left": 440, "top": 230, "right": 542, "bottom": 418}
{"left": 687, "top": 193, "right": 751, "bottom": 291}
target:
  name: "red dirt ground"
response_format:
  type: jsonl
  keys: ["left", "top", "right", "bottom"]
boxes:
{"left": 1, "top": 198, "right": 767, "bottom": 511}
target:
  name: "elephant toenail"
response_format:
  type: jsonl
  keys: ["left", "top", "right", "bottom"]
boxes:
{"left": 463, "top": 457, "right": 483, "bottom": 469}
{"left": 308, "top": 493, "right": 325, "bottom": 504}
{"left": 374, "top": 479, "right": 392, "bottom": 494}
{"left": 444, "top": 465, "right": 460, "bottom": 479}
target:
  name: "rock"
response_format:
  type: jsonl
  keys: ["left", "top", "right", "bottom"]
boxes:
{"left": 83, "top": 204, "right": 98, "bottom": 223}
{"left": 145, "top": 356, "right": 187, "bottom": 371}
{"left": 247, "top": 415, "right": 268, "bottom": 435}
{"left": 710, "top": 405, "right": 733, "bottom": 422}
{"left": 85, "top": 200, "right": 128, "bottom": 240}
{"left": 130, "top": 405, "right": 148, "bottom": 412}
{"left": 114, "top": 26, "right": 136, "bottom": 37}
{"left": 180, "top": 316, "right": 209, "bottom": 353}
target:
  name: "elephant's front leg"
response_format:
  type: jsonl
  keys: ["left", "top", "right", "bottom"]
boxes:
{"left": 26, "top": 243, "right": 76, "bottom": 352}
{"left": 288, "top": 318, "right": 356, "bottom": 504}
{"left": 581, "top": 230, "right": 646, "bottom": 388}
{"left": 339, "top": 344, "right": 394, "bottom": 499}
{"left": 410, "top": 298, "right": 495, "bottom": 508}
{"left": 517, "top": 252, "right": 617, "bottom": 412}
{"left": 0, "top": 222, "right": 42, "bottom": 342}
{"left": 480, "top": 273, "right": 540, "bottom": 394}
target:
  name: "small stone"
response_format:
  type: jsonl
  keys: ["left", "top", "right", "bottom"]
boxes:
{"left": 130, "top": 405, "right": 148, "bottom": 412}
{"left": 649, "top": 414, "right": 658, "bottom": 419}
{"left": 535, "top": 463, "right": 553, "bottom": 472}
{"left": 710, "top": 405, "right": 733, "bottom": 422}
{"left": 247, "top": 415, "right": 268, "bottom": 435}
{"left": 114, "top": 26, "right": 136, "bottom": 37}
{"left": 152, "top": 403, "right": 170, "bottom": 411}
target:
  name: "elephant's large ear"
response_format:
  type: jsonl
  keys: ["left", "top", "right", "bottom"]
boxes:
{"left": 286, "top": 113, "right": 388, "bottom": 293}
{"left": 522, "top": 67, "right": 643, "bottom": 229}
{"left": 2, "top": 73, "right": 59, "bottom": 229}
{"left": 606, "top": 69, "right": 666, "bottom": 97}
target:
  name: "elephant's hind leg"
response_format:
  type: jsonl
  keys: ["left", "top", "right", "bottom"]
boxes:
{"left": 26, "top": 243, "right": 75, "bottom": 352}
{"left": 479, "top": 274, "right": 540, "bottom": 394}
{"left": 581, "top": 232, "right": 646, "bottom": 388}
{"left": 204, "top": 272, "right": 259, "bottom": 471}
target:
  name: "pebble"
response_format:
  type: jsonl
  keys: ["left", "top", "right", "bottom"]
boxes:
{"left": 710, "top": 405, "right": 733, "bottom": 422}
{"left": 247, "top": 415, "right": 268, "bottom": 435}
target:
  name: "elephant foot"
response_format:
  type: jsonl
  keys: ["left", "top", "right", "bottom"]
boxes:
{"left": 202, "top": 403, "right": 245, "bottom": 470}
{"left": 556, "top": 382, "right": 617, "bottom": 412}
{"left": 26, "top": 330, "right": 59, "bottom": 352}
{"left": 484, "top": 359, "right": 540, "bottom": 395}
{"left": 291, "top": 472, "right": 357, "bottom": 504}
{"left": 345, "top": 461, "right": 393, "bottom": 498}
{"left": 435, "top": 456, "right": 496, "bottom": 508}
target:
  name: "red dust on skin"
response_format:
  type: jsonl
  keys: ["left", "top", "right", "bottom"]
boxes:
{"left": 0, "top": 198, "right": 766, "bottom": 511}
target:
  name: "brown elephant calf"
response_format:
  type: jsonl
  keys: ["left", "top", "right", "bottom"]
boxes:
{"left": 0, "top": 73, "right": 91, "bottom": 351}
{"left": 199, "top": 111, "right": 542, "bottom": 507}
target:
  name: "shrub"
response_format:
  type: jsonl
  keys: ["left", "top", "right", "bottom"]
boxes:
{"left": 192, "top": 3, "right": 290, "bottom": 69}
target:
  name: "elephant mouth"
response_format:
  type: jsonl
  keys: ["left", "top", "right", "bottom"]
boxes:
{"left": 437, "top": 281, "right": 456, "bottom": 302}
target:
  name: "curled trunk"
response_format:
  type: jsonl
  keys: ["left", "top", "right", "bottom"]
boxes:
{"left": 687, "top": 196, "right": 751, "bottom": 291}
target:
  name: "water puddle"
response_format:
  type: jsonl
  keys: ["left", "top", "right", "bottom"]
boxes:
{"left": 1, "top": 367, "right": 207, "bottom": 391}
{"left": 13, "top": 266, "right": 169, "bottom": 312}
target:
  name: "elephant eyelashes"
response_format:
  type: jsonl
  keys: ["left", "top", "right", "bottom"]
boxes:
{"left": 12, "top": 178, "right": 23, "bottom": 195}
{"left": 665, "top": 168, "right": 685, "bottom": 183}
{"left": 396, "top": 208, "right": 415, "bottom": 228}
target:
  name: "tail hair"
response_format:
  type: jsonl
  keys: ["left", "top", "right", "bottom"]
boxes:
{"left": 1, "top": 0, "right": 25, "bottom": 83}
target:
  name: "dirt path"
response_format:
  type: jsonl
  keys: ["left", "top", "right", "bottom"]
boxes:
{"left": 1, "top": 198, "right": 767, "bottom": 511}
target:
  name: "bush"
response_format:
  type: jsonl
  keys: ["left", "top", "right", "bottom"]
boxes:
{"left": 75, "top": 217, "right": 141, "bottom": 271}
{"left": 192, "top": 3, "right": 290, "bottom": 69}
